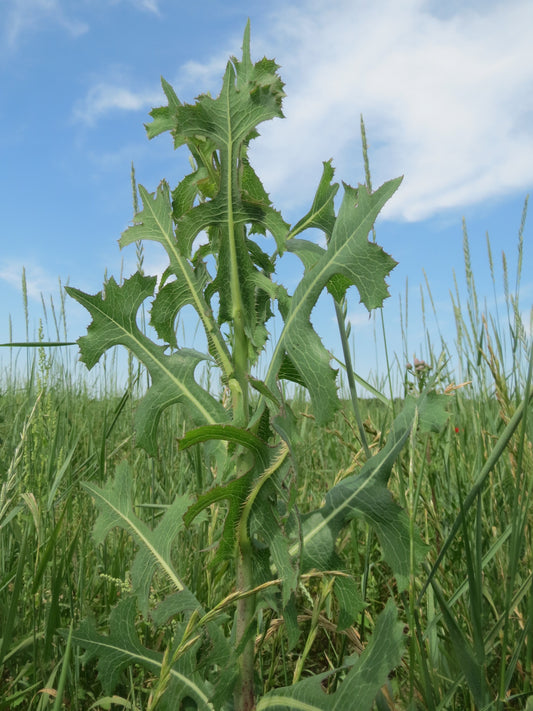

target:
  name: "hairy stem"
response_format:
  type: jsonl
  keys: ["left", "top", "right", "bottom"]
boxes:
{"left": 234, "top": 532, "right": 256, "bottom": 711}
{"left": 225, "top": 135, "right": 255, "bottom": 705}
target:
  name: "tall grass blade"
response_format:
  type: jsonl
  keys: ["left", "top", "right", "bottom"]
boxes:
{"left": 0, "top": 524, "right": 29, "bottom": 668}
{"left": 418, "top": 386, "right": 533, "bottom": 602}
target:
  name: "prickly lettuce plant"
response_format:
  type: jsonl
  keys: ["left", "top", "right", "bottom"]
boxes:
{"left": 66, "top": 23, "right": 442, "bottom": 711}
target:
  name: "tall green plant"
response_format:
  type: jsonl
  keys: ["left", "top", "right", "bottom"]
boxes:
{"left": 66, "top": 24, "right": 442, "bottom": 710}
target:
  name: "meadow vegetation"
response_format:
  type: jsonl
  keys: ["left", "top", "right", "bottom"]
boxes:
{"left": 1, "top": 24, "right": 532, "bottom": 711}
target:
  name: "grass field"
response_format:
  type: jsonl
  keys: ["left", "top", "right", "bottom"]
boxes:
{"left": 1, "top": 219, "right": 532, "bottom": 710}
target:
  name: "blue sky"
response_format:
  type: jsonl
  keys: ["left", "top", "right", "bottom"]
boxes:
{"left": 1, "top": 0, "right": 532, "bottom": 389}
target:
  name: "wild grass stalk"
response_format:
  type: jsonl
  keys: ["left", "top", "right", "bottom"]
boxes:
{"left": 360, "top": 115, "right": 396, "bottom": 409}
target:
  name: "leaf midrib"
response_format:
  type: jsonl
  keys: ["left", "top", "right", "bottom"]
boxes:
{"left": 265, "top": 189, "right": 388, "bottom": 390}
{"left": 81, "top": 292, "right": 218, "bottom": 425}
{"left": 141, "top": 186, "right": 233, "bottom": 379}
{"left": 86, "top": 483, "right": 185, "bottom": 592}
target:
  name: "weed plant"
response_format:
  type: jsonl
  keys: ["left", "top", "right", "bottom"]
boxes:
{"left": 1, "top": 25, "right": 532, "bottom": 711}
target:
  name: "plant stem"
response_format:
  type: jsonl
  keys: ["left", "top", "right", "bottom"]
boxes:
{"left": 334, "top": 299, "right": 371, "bottom": 459}
{"left": 226, "top": 158, "right": 254, "bottom": 704}
{"left": 234, "top": 535, "right": 256, "bottom": 711}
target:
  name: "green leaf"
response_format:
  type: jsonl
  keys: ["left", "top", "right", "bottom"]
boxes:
{"left": 288, "top": 160, "right": 339, "bottom": 239}
{"left": 251, "top": 499, "right": 299, "bottom": 607}
{"left": 256, "top": 599, "right": 405, "bottom": 710}
{"left": 418, "top": 390, "right": 450, "bottom": 432}
{"left": 70, "top": 597, "right": 214, "bottom": 711}
{"left": 241, "top": 158, "right": 290, "bottom": 252}
{"left": 333, "top": 575, "right": 365, "bottom": 631}
{"left": 145, "top": 76, "right": 182, "bottom": 141}
{"left": 185, "top": 472, "right": 255, "bottom": 563}
{"left": 329, "top": 182, "right": 399, "bottom": 307}
{"left": 179, "top": 424, "right": 270, "bottom": 469}
{"left": 120, "top": 182, "right": 232, "bottom": 375}
{"left": 183, "top": 442, "right": 290, "bottom": 569}
{"left": 149, "top": 269, "right": 208, "bottom": 349}
{"left": 285, "top": 240, "right": 352, "bottom": 304}
{"left": 286, "top": 239, "right": 325, "bottom": 272}
{"left": 265, "top": 178, "right": 401, "bottom": 424}
{"left": 173, "top": 25, "right": 284, "bottom": 153}
{"left": 245, "top": 447, "right": 299, "bottom": 606}
{"left": 159, "top": 24, "right": 285, "bottom": 345}
{"left": 331, "top": 599, "right": 405, "bottom": 710}
{"left": 282, "top": 595, "right": 301, "bottom": 651}
{"left": 430, "top": 577, "right": 491, "bottom": 708}
{"left": 65, "top": 273, "right": 228, "bottom": 455}
{"left": 171, "top": 166, "right": 211, "bottom": 218}
{"left": 294, "top": 396, "right": 429, "bottom": 590}
{"left": 83, "top": 461, "right": 202, "bottom": 617}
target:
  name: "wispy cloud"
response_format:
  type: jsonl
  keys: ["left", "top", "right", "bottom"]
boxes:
{"left": 2, "top": 0, "right": 160, "bottom": 52}
{"left": 0, "top": 260, "right": 62, "bottom": 301}
{"left": 236, "top": 0, "right": 533, "bottom": 222}
{"left": 72, "top": 78, "right": 164, "bottom": 126}
{"left": 345, "top": 310, "right": 374, "bottom": 328}
{"left": 131, "top": 0, "right": 160, "bottom": 13}
{"left": 110, "top": 0, "right": 161, "bottom": 14}
{"left": 2, "top": 0, "right": 88, "bottom": 49}
{"left": 178, "top": 52, "right": 233, "bottom": 92}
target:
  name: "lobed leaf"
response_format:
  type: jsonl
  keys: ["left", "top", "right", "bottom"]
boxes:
{"left": 66, "top": 273, "right": 228, "bottom": 455}
{"left": 120, "top": 182, "right": 232, "bottom": 375}
{"left": 185, "top": 472, "right": 255, "bottom": 563}
{"left": 265, "top": 178, "right": 401, "bottom": 424}
{"left": 294, "top": 394, "right": 442, "bottom": 590}
{"left": 141, "top": 23, "right": 287, "bottom": 353}
{"left": 256, "top": 599, "right": 405, "bottom": 711}
{"left": 145, "top": 76, "right": 183, "bottom": 142}
{"left": 83, "top": 462, "right": 202, "bottom": 617}
{"left": 244, "top": 444, "right": 298, "bottom": 607}
{"left": 288, "top": 160, "right": 339, "bottom": 239}
{"left": 179, "top": 424, "right": 271, "bottom": 470}
{"left": 70, "top": 596, "right": 214, "bottom": 711}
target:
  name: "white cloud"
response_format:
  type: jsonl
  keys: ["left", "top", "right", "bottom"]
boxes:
{"left": 233, "top": 0, "right": 533, "bottom": 222}
{"left": 2, "top": 0, "right": 161, "bottom": 51}
{"left": 2, "top": 0, "right": 88, "bottom": 49}
{"left": 133, "top": 0, "right": 160, "bottom": 13}
{"left": 179, "top": 55, "right": 230, "bottom": 92}
{"left": 72, "top": 79, "right": 164, "bottom": 126}
{"left": 346, "top": 310, "right": 374, "bottom": 329}
{"left": 110, "top": 0, "right": 161, "bottom": 14}
{"left": 0, "top": 260, "right": 61, "bottom": 301}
